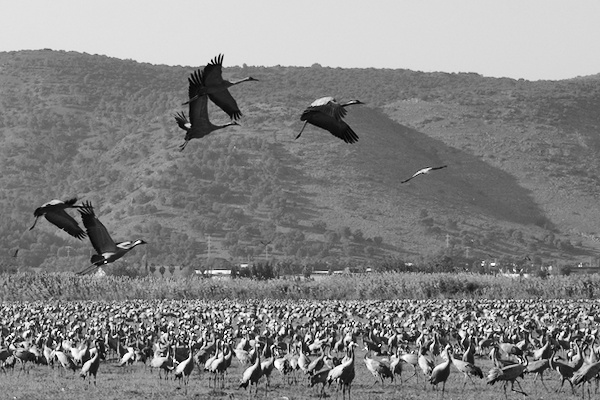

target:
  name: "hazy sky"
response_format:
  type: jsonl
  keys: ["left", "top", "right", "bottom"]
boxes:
{"left": 1, "top": 0, "right": 599, "bottom": 81}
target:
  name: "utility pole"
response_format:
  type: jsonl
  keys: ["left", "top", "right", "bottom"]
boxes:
{"left": 446, "top": 234, "right": 450, "bottom": 248}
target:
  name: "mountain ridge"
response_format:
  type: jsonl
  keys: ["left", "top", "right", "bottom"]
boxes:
{"left": 1, "top": 49, "right": 600, "bottom": 271}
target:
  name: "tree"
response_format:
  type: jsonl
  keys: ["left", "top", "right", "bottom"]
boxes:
{"left": 302, "top": 264, "right": 313, "bottom": 279}
{"left": 159, "top": 265, "right": 166, "bottom": 277}
{"left": 168, "top": 265, "right": 176, "bottom": 276}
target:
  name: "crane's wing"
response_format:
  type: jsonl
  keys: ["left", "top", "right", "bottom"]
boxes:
{"left": 79, "top": 202, "right": 117, "bottom": 255}
{"left": 208, "top": 91, "right": 242, "bottom": 120}
{"left": 44, "top": 209, "right": 87, "bottom": 240}
{"left": 186, "top": 69, "right": 211, "bottom": 126}
{"left": 187, "top": 69, "right": 203, "bottom": 100}
{"left": 201, "top": 54, "right": 225, "bottom": 87}
{"left": 300, "top": 111, "right": 359, "bottom": 144}
{"left": 189, "top": 92, "right": 209, "bottom": 127}
{"left": 306, "top": 98, "right": 346, "bottom": 120}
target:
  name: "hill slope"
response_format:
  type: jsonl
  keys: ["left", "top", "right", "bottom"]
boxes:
{"left": 1, "top": 49, "right": 600, "bottom": 271}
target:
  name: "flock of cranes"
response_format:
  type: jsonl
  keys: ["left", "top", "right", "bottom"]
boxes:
{"left": 4, "top": 297, "right": 600, "bottom": 399}
{"left": 25, "top": 53, "right": 449, "bottom": 273}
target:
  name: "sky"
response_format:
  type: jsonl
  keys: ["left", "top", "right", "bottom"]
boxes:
{"left": 1, "top": 0, "right": 599, "bottom": 81}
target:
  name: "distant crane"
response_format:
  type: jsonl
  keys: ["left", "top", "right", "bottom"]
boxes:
{"left": 176, "top": 68, "right": 239, "bottom": 151}
{"left": 296, "top": 97, "right": 363, "bottom": 144}
{"left": 29, "top": 198, "right": 86, "bottom": 239}
{"left": 184, "top": 54, "right": 258, "bottom": 120}
{"left": 401, "top": 165, "right": 448, "bottom": 184}
{"left": 76, "top": 201, "right": 146, "bottom": 275}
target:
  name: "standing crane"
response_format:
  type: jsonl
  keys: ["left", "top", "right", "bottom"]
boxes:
{"left": 173, "top": 341, "right": 195, "bottom": 388}
{"left": 401, "top": 166, "right": 448, "bottom": 184}
{"left": 451, "top": 354, "right": 483, "bottom": 390}
{"left": 296, "top": 97, "right": 364, "bottom": 144}
{"left": 364, "top": 350, "right": 394, "bottom": 386}
{"left": 418, "top": 345, "right": 435, "bottom": 388}
{"left": 149, "top": 345, "right": 174, "bottom": 380}
{"left": 486, "top": 355, "right": 529, "bottom": 397}
{"left": 80, "top": 349, "right": 100, "bottom": 385}
{"left": 76, "top": 201, "right": 146, "bottom": 275}
{"left": 571, "top": 359, "right": 600, "bottom": 400}
{"left": 176, "top": 69, "right": 239, "bottom": 151}
{"left": 240, "top": 342, "right": 263, "bottom": 396}
{"left": 524, "top": 358, "right": 550, "bottom": 390}
{"left": 429, "top": 344, "right": 453, "bottom": 398}
{"left": 327, "top": 341, "right": 357, "bottom": 400}
{"left": 549, "top": 353, "right": 577, "bottom": 394}
{"left": 184, "top": 54, "right": 258, "bottom": 120}
{"left": 29, "top": 198, "right": 86, "bottom": 239}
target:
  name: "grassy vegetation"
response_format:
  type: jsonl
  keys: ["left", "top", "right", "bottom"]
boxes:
{"left": 1, "top": 271, "right": 598, "bottom": 302}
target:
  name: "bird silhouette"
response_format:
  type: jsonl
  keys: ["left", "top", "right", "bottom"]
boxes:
{"left": 76, "top": 201, "right": 146, "bottom": 275}
{"left": 401, "top": 165, "right": 448, "bottom": 184}
{"left": 184, "top": 54, "right": 258, "bottom": 120}
{"left": 176, "top": 69, "right": 239, "bottom": 151}
{"left": 296, "top": 97, "right": 363, "bottom": 144}
{"left": 29, "top": 198, "right": 86, "bottom": 239}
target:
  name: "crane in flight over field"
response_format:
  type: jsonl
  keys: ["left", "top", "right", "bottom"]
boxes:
{"left": 401, "top": 165, "right": 448, "bottom": 184}
{"left": 29, "top": 198, "right": 86, "bottom": 240}
{"left": 296, "top": 97, "right": 363, "bottom": 144}
{"left": 184, "top": 54, "right": 258, "bottom": 120}
{"left": 176, "top": 69, "right": 239, "bottom": 151}
{"left": 76, "top": 201, "right": 146, "bottom": 275}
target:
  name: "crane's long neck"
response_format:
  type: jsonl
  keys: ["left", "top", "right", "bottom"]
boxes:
{"left": 232, "top": 77, "right": 253, "bottom": 85}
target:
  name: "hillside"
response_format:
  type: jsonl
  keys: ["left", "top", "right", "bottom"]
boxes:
{"left": 1, "top": 49, "right": 600, "bottom": 272}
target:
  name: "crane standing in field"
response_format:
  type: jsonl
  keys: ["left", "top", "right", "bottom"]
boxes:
{"left": 183, "top": 54, "right": 258, "bottom": 120}
{"left": 176, "top": 69, "right": 240, "bottom": 151}
{"left": 296, "top": 97, "right": 364, "bottom": 144}
{"left": 451, "top": 353, "right": 483, "bottom": 390}
{"left": 29, "top": 198, "right": 86, "bottom": 240}
{"left": 80, "top": 349, "right": 100, "bottom": 385}
{"left": 429, "top": 344, "right": 452, "bottom": 398}
{"left": 240, "top": 342, "right": 263, "bottom": 396}
{"left": 486, "top": 355, "right": 529, "bottom": 397}
{"left": 76, "top": 201, "right": 146, "bottom": 275}
{"left": 363, "top": 350, "right": 394, "bottom": 386}
{"left": 174, "top": 341, "right": 194, "bottom": 389}
{"left": 571, "top": 359, "right": 600, "bottom": 400}
{"left": 327, "top": 341, "right": 357, "bottom": 400}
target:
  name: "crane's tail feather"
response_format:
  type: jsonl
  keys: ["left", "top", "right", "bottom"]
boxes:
{"left": 296, "top": 121, "right": 309, "bottom": 139}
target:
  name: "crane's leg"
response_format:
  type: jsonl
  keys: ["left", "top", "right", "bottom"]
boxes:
{"left": 295, "top": 121, "right": 309, "bottom": 140}
{"left": 29, "top": 216, "right": 40, "bottom": 230}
